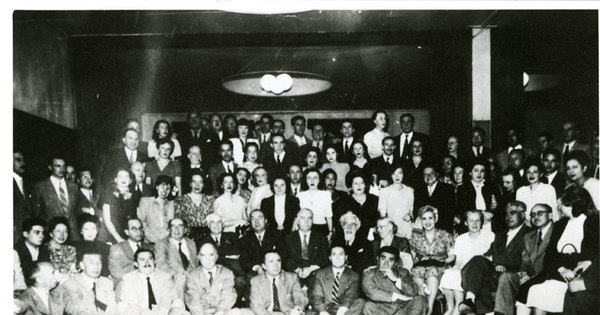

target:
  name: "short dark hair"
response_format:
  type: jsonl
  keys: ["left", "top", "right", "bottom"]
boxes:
{"left": 270, "top": 133, "right": 285, "bottom": 143}
{"left": 186, "top": 109, "right": 201, "bottom": 121}
{"left": 22, "top": 217, "right": 46, "bottom": 234}
{"left": 399, "top": 113, "right": 415, "bottom": 122}
{"left": 381, "top": 136, "right": 395, "bottom": 146}
{"left": 542, "top": 148, "right": 562, "bottom": 163}
{"left": 168, "top": 217, "right": 188, "bottom": 229}
{"left": 152, "top": 120, "right": 173, "bottom": 141}
{"left": 77, "top": 167, "right": 93, "bottom": 178}
{"left": 537, "top": 131, "right": 554, "bottom": 142}
{"left": 321, "top": 168, "right": 338, "bottom": 182}
{"left": 345, "top": 169, "right": 370, "bottom": 190}
{"left": 524, "top": 161, "right": 543, "bottom": 173}
{"left": 77, "top": 213, "right": 99, "bottom": 232}
{"left": 76, "top": 246, "right": 102, "bottom": 263}
{"left": 328, "top": 244, "right": 347, "bottom": 255}
{"left": 560, "top": 185, "right": 595, "bottom": 217}
{"left": 377, "top": 246, "right": 399, "bottom": 261}
{"left": 290, "top": 115, "right": 306, "bottom": 125}
{"left": 155, "top": 175, "right": 174, "bottom": 188}
{"left": 263, "top": 250, "right": 281, "bottom": 262}
{"left": 472, "top": 126, "right": 486, "bottom": 138}
{"left": 301, "top": 168, "right": 323, "bottom": 190}
{"left": 273, "top": 119, "right": 285, "bottom": 128}
{"left": 47, "top": 154, "right": 65, "bottom": 166}
{"left": 154, "top": 138, "right": 175, "bottom": 155}
{"left": 237, "top": 118, "right": 251, "bottom": 127}
{"left": 260, "top": 114, "right": 274, "bottom": 123}
{"left": 219, "top": 139, "right": 234, "bottom": 149}
{"left": 134, "top": 248, "right": 155, "bottom": 262}
{"left": 122, "top": 127, "right": 139, "bottom": 138}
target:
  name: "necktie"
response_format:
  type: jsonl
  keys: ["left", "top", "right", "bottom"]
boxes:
{"left": 88, "top": 190, "right": 93, "bottom": 202}
{"left": 563, "top": 144, "right": 570, "bottom": 162}
{"left": 129, "top": 151, "right": 135, "bottom": 163}
{"left": 226, "top": 164, "right": 232, "bottom": 174}
{"left": 146, "top": 277, "right": 156, "bottom": 310}
{"left": 294, "top": 187, "right": 298, "bottom": 196}
{"left": 58, "top": 181, "right": 69, "bottom": 214}
{"left": 301, "top": 234, "right": 309, "bottom": 260}
{"left": 257, "top": 234, "right": 263, "bottom": 247}
{"left": 386, "top": 157, "right": 391, "bottom": 165}
{"left": 92, "top": 282, "right": 107, "bottom": 311}
{"left": 344, "top": 140, "right": 349, "bottom": 153}
{"left": 195, "top": 130, "right": 200, "bottom": 139}
{"left": 272, "top": 278, "right": 281, "bottom": 312}
{"left": 536, "top": 230, "right": 543, "bottom": 248}
{"left": 402, "top": 134, "right": 410, "bottom": 158}
{"left": 332, "top": 272, "right": 341, "bottom": 305}
{"left": 208, "top": 271, "right": 213, "bottom": 286}
{"left": 277, "top": 154, "right": 282, "bottom": 165}
{"left": 215, "top": 237, "right": 220, "bottom": 246}
{"left": 241, "top": 139, "right": 246, "bottom": 151}
{"left": 178, "top": 242, "right": 190, "bottom": 270}
{"left": 262, "top": 135, "right": 267, "bottom": 144}
{"left": 17, "top": 177, "right": 24, "bottom": 195}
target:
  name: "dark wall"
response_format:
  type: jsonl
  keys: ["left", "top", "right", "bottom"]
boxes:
{"left": 14, "top": 109, "right": 78, "bottom": 184}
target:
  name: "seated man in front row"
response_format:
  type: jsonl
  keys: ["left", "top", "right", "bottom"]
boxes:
{"left": 185, "top": 242, "right": 240, "bottom": 315}
{"left": 309, "top": 246, "right": 365, "bottom": 315}
{"left": 362, "top": 246, "right": 426, "bottom": 315}
{"left": 61, "top": 248, "right": 119, "bottom": 314}
{"left": 109, "top": 218, "right": 153, "bottom": 281}
{"left": 284, "top": 209, "right": 329, "bottom": 285}
{"left": 117, "top": 248, "right": 189, "bottom": 315}
{"left": 15, "top": 262, "right": 64, "bottom": 315}
{"left": 250, "top": 251, "right": 309, "bottom": 315}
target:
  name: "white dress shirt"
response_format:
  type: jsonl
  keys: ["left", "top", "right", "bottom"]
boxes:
{"left": 170, "top": 237, "right": 190, "bottom": 258}
{"left": 124, "top": 147, "right": 137, "bottom": 163}
{"left": 472, "top": 180, "right": 486, "bottom": 210}
{"left": 507, "top": 144, "right": 523, "bottom": 154}
{"left": 13, "top": 172, "right": 24, "bottom": 195}
{"left": 506, "top": 224, "right": 524, "bottom": 246}
{"left": 399, "top": 131, "right": 414, "bottom": 156}
{"left": 25, "top": 242, "right": 39, "bottom": 261}
{"left": 31, "top": 287, "right": 49, "bottom": 310}
{"left": 293, "top": 135, "right": 308, "bottom": 147}
{"left": 221, "top": 161, "right": 235, "bottom": 173}
{"left": 427, "top": 182, "right": 438, "bottom": 197}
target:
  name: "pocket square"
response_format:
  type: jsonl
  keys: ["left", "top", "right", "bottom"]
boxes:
{"left": 358, "top": 248, "right": 364, "bottom": 253}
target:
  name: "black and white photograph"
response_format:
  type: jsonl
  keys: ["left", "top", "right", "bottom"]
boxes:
{"left": 11, "top": 4, "right": 599, "bottom": 315}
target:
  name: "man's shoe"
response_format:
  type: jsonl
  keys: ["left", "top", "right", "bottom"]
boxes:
{"left": 458, "top": 298, "right": 477, "bottom": 314}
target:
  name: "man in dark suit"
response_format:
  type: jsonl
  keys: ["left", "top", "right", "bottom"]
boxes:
{"left": 365, "top": 136, "right": 403, "bottom": 181}
{"left": 308, "top": 123, "right": 328, "bottom": 156}
{"left": 286, "top": 115, "right": 312, "bottom": 159}
{"left": 496, "top": 128, "right": 534, "bottom": 171}
{"left": 14, "top": 218, "right": 46, "bottom": 281}
{"left": 494, "top": 169, "right": 520, "bottom": 233}
{"left": 260, "top": 175, "right": 300, "bottom": 235}
{"left": 15, "top": 261, "right": 64, "bottom": 315}
{"left": 540, "top": 148, "right": 567, "bottom": 196}
{"left": 465, "top": 127, "right": 494, "bottom": 166}
{"left": 180, "top": 145, "right": 208, "bottom": 194}
{"left": 209, "top": 113, "right": 229, "bottom": 141}
{"left": 178, "top": 110, "right": 220, "bottom": 169}
{"left": 334, "top": 120, "right": 357, "bottom": 163}
{"left": 101, "top": 128, "right": 148, "bottom": 193}
{"left": 129, "top": 161, "right": 153, "bottom": 198}
{"left": 499, "top": 203, "right": 554, "bottom": 315}
{"left": 459, "top": 200, "right": 531, "bottom": 315}
{"left": 309, "top": 246, "right": 365, "bottom": 315}
{"left": 208, "top": 140, "right": 237, "bottom": 193}
{"left": 124, "top": 119, "right": 150, "bottom": 160}
{"left": 414, "top": 165, "right": 456, "bottom": 233}
{"left": 14, "top": 150, "right": 33, "bottom": 243}
{"left": 108, "top": 218, "right": 153, "bottom": 281}
{"left": 284, "top": 209, "right": 329, "bottom": 284}
{"left": 74, "top": 168, "right": 110, "bottom": 243}
{"left": 557, "top": 121, "right": 591, "bottom": 162}
{"left": 256, "top": 113, "right": 274, "bottom": 148}
{"left": 32, "top": 155, "right": 79, "bottom": 240}
{"left": 507, "top": 149, "right": 527, "bottom": 186}
{"left": 262, "top": 133, "right": 296, "bottom": 178}
{"left": 393, "top": 113, "right": 430, "bottom": 160}
{"left": 239, "top": 209, "right": 283, "bottom": 301}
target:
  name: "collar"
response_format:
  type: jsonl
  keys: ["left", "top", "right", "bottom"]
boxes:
{"left": 255, "top": 230, "right": 265, "bottom": 239}
{"left": 170, "top": 237, "right": 186, "bottom": 246}
{"left": 124, "top": 147, "right": 137, "bottom": 156}
{"left": 274, "top": 194, "right": 286, "bottom": 200}
{"left": 32, "top": 286, "right": 49, "bottom": 303}
{"left": 344, "top": 234, "right": 356, "bottom": 244}
{"left": 211, "top": 233, "right": 222, "bottom": 241}
{"left": 274, "top": 151, "right": 286, "bottom": 159}
{"left": 81, "top": 274, "right": 99, "bottom": 289}
{"left": 49, "top": 176, "right": 65, "bottom": 187}
{"left": 565, "top": 140, "right": 576, "bottom": 148}
{"left": 402, "top": 131, "right": 414, "bottom": 139}
{"left": 332, "top": 266, "right": 345, "bottom": 275}
{"left": 25, "top": 241, "right": 39, "bottom": 254}
{"left": 221, "top": 160, "right": 234, "bottom": 167}
{"left": 293, "top": 135, "right": 306, "bottom": 144}
{"left": 343, "top": 137, "right": 354, "bottom": 142}
{"left": 80, "top": 187, "right": 92, "bottom": 194}
{"left": 539, "top": 223, "right": 552, "bottom": 239}
{"left": 382, "top": 154, "right": 393, "bottom": 161}
{"left": 509, "top": 144, "right": 523, "bottom": 151}
{"left": 202, "top": 266, "right": 217, "bottom": 276}
{"left": 471, "top": 179, "right": 485, "bottom": 188}
{"left": 266, "top": 273, "right": 281, "bottom": 283}
{"left": 299, "top": 230, "right": 311, "bottom": 239}
{"left": 127, "top": 239, "right": 140, "bottom": 251}
{"left": 428, "top": 181, "right": 438, "bottom": 191}
{"left": 13, "top": 172, "right": 23, "bottom": 181}
{"left": 508, "top": 223, "right": 524, "bottom": 236}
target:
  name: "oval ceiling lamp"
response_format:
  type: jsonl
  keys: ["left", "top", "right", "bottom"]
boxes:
{"left": 222, "top": 71, "right": 332, "bottom": 97}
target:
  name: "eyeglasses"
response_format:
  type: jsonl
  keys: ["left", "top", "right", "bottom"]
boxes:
{"left": 506, "top": 211, "right": 524, "bottom": 216}
{"left": 530, "top": 211, "right": 549, "bottom": 217}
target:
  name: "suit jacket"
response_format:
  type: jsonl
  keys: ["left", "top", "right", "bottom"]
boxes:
{"left": 15, "top": 240, "right": 37, "bottom": 281}
{"left": 60, "top": 273, "right": 119, "bottom": 315}
{"left": 108, "top": 241, "right": 153, "bottom": 281}
{"left": 261, "top": 151, "right": 296, "bottom": 178}
{"left": 177, "top": 128, "right": 220, "bottom": 169}
{"left": 465, "top": 145, "right": 494, "bottom": 166}
{"left": 309, "top": 267, "right": 361, "bottom": 312}
{"left": 541, "top": 172, "right": 567, "bottom": 197}
{"left": 284, "top": 231, "right": 329, "bottom": 271}
{"left": 393, "top": 132, "right": 430, "bottom": 160}
{"left": 521, "top": 223, "right": 554, "bottom": 276}
{"left": 249, "top": 271, "right": 309, "bottom": 315}
{"left": 485, "top": 225, "right": 532, "bottom": 272}
{"left": 185, "top": 265, "right": 237, "bottom": 315}
{"left": 364, "top": 156, "right": 403, "bottom": 181}
{"left": 414, "top": 182, "right": 456, "bottom": 233}
{"left": 16, "top": 286, "right": 64, "bottom": 315}
{"left": 361, "top": 266, "right": 418, "bottom": 303}
{"left": 556, "top": 141, "right": 591, "bottom": 158}
{"left": 239, "top": 229, "right": 283, "bottom": 272}
{"left": 260, "top": 195, "right": 300, "bottom": 235}
{"left": 286, "top": 136, "right": 313, "bottom": 159}
{"left": 334, "top": 138, "right": 357, "bottom": 164}
{"left": 208, "top": 161, "right": 237, "bottom": 193}
{"left": 32, "top": 177, "right": 79, "bottom": 240}
{"left": 496, "top": 146, "right": 534, "bottom": 171}
{"left": 155, "top": 237, "right": 199, "bottom": 275}
{"left": 116, "top": 269, "right": 183, "bottom": 315}
{"left": 14, "top": 178, "right": 34, "bottom": 243}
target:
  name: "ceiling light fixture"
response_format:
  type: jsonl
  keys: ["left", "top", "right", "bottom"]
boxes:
{"left": 222, "top": 71, "right": 332, "bottom": 97}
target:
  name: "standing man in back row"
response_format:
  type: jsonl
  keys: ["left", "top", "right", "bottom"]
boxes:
{"left": 178, "top": 109, "right": 220, "bottom": 169}
{"left": 393, "top": 113, "right": 430, "bottom": 161}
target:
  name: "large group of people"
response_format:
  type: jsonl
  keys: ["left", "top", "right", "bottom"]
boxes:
{"left": 12, "top": 109, "right": 599, "bottom": 315}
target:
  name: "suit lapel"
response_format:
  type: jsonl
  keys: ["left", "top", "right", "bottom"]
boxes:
{"left": 535, "top": 225, "right": 553, "bottom": 260}
{"left": 30, "top": 289, "right": 50, "bottom": 314}
{"left": 44, "top": 180, "right": 61, "bottom": 212}
{"left": 123, "top": 242, "right": 134, "bottom": 260}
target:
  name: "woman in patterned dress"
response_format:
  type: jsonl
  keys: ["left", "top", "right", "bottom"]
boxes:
{"left": 174, "top": 169, "right": 214, "bottom": 243}
{"left": 39, "top": 216, "right": 77, "bottom": 281}
{"left": 410, "top": 205, "right": 455, "bottom": 315}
